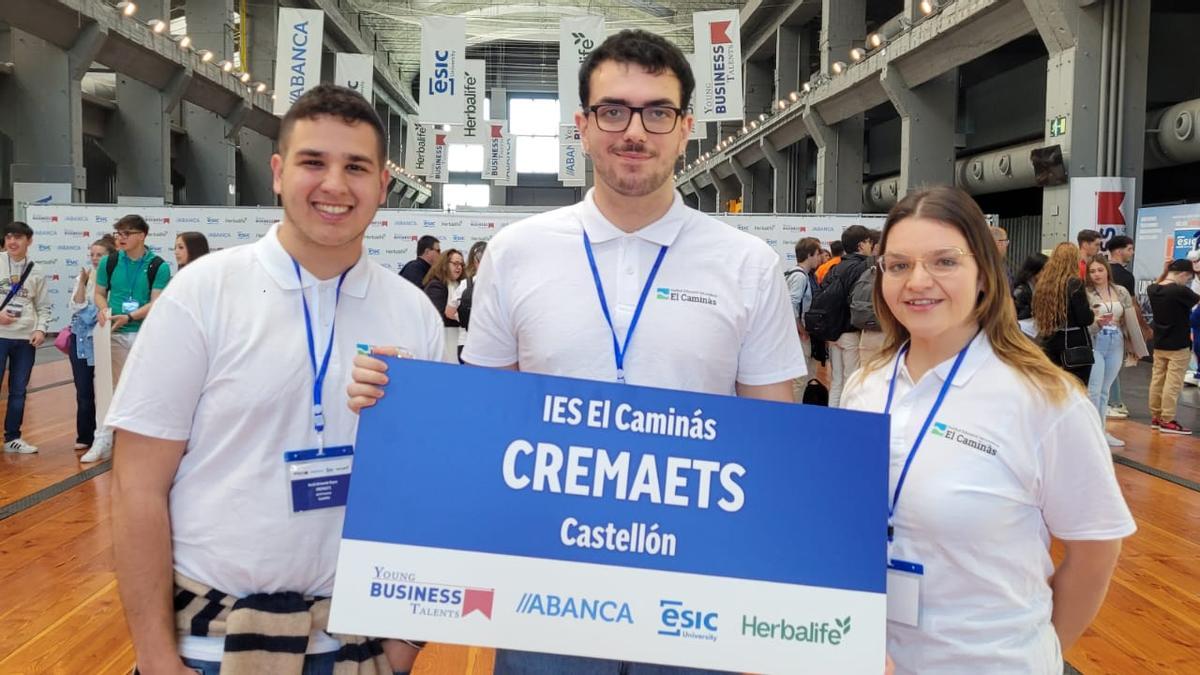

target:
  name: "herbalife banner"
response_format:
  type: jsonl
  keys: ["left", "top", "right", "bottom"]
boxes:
{"left": 558, "top": 16, "right": 605, "bottom": 124}
{"left": 450, "top": 60, "right": 486, "bottom": 145}
{"left": 686, "top": 54, "right": 707, "bottom": 141}
{"left": 335, "top": 53, "right": 374, "bottom": 103}
{"left": 405, "top": 122, "right": 431, "bottom": 177}
{"left": 1068, "top": 176, "right": 1137, "bottom": 248}
{"left": 328, "top": 360, "right": 888, "bottom": 673}
{"left": 559, "top": 125, "right": 584, "bottom": 183}
{"left": 692, "top": 10, "right": 742, "bottom": 123}
{"left": 429, "top": 132, "right": 450, "bottom": 183}
{"left": 419, "top": 16, "right": 466, "bottom": 124}
{"left": 483, "top": 120, "right": 511, "bottom": 182}
{"left": 273, "top": 8, "right": 325, "bottom": 116}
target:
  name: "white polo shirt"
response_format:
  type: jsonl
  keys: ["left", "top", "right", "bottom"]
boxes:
{"left": 462, "top": 189, "right": 805, "bottom": 393}
{"left": 841, "top": 332, "right": 1136, "bottom": 675}
{"left": 106, "top": 224, "right": 443, "bottom": 660}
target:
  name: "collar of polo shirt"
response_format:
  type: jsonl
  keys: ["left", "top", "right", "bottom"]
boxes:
{"left": 579, "top": 188, "right": 687, "bottom": 247}
{"left": 899, "top": 331, "right": 992, "bottom": 389}
{"left": 255, "top": 223, "right": 371, "bottom": 298}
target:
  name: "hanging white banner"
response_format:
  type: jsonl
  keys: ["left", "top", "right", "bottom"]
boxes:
{"left": 693, "top": 10, "right": 742, "bottom": 122}
{"left": 405, "top": 121, "right": 431, "bottom": 176}
{"left": 273, "top": 8, "right": 325, "bottom": 116}
{"left": 335, "top": 53, "right": 375, "bottom": 103}
{"left": 482, "top": 120, "right": 508, "bottom": 181}
{"left": 558, "top": 16, "right": 605, "bottom": 123}
{"left": 429, "top": 131, "right": 450, "bottom": 183}
{"left": 419, "top": 17, "right": 467, "bottom": 124}
{"left": 559, "top": 125, "right": 584, "bottom": 182}
{"left": 450, "top": 60, "right": 486, "bottom": 145}
{"left": 498, "top": 130, "right": 518, "bottom": 186}
{"left": 687, "top": 54, "right": 708, "bottom": 140}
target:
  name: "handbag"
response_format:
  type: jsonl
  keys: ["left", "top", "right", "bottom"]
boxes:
{"left": 54, "top": 326, "right": 72, "bottom": 355}
{"left": 1059, "top": 326, "right": 1094, "bottom": 369}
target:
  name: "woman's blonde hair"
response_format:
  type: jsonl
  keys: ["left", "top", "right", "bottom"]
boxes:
{"left": 865, "top": 186, "right": 1077, "bottom": 404}
{"left": 1032, "top": 242, "right": 1081, "bottom": 338}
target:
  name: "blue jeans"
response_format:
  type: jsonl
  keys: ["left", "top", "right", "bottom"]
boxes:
{"left": 0, "top": 337, "right": 35, "bottom": 441}
{"left": 1087, "top": 329, "right": 1124, "bottom": 419}
{"left": 494, "top": 650, "right": 731, "bottom": 675}
{"left": 1109, "top": 373, "right": 1123, "bottom": 408}
{"left": 67, "top": 333, "right": 96, "bottom": 445}
{"left": 182, "top": 653, "right": 409, "bottom": 675}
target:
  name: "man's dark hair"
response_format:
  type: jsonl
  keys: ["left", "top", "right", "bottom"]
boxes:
{"left": 830, "top": 241, "right": 844, "bottom": 257}
{"left": 579, "top": 29, "right": 695, "bottom": 110}
{"left": 279, "top": 83, "right": 387, "bottom": 163}
{"left": 841, "top": 225, "right": 873, "bottom": 255}
{"left": 3, "top": 221, "right": 33, "bottom": 238}
{"left": 868, "top": 228, "right": 881, "bottom": 245}
{"left": 1106, "top": 235, "right": 1133, "bottom": 251}
{"left": 115, "top": 214, "right": 149, "bottom": 234}
{"left": 1077, "top": 229, "right": 1103, "bottom": 245}
{"left": 795, "top": 237, "right": 821, "bottom": 263}
{"left": 417, "top": 235, "right": 440, "bottom": 257}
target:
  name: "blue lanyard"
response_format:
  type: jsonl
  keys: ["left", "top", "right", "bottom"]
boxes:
{"left": 292, "top": 259, "right": 349, "bottom": 451}
{"left": 883, "top": 336, "right": 974, "bottom": 543}
{"left": 124, "top": 253, "right": 148, "bottom": 293}
{"left": 582, "top": 231, "right": 668, "bottom": 384}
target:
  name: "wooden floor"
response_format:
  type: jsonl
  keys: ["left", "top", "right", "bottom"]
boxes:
{"left": 2, "top": 355, "right": 1198, "bottom": 674}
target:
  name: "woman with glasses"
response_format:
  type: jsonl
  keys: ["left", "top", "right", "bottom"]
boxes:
{"left": 423, "top": 248, "right": 466, "bottom": 363}
{"left": 1083, "top": 255, "right": 1147, "bottom": 447}
{"left": 1032, "top": 243, "right": 1095, "bottom": 384}
{"left": 842, "top": 186, "right": 1133, "bottom": 674}
{"left": 450, "top": 241, "right": 487, "bottom": 364}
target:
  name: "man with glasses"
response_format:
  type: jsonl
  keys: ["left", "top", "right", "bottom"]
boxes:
{"left": 82, "top": 214, "right": 170, "bottom": 462}
{"left": 399, "top": 234, "right": 441, "bottom": 288}
{"left": 989, "top": 225, "right": 1012, "bottom": 287}
{"left": 350, "top": 29, "right": 805, "bottom": 675}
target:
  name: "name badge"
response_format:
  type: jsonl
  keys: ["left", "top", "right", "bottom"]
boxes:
{"left": 5, "top": 303, "right": 23, "bottom": 318}
{"left": 121, "top": 300, "right": 141, "bottom": 313}
{"left": 886, "top": 559, "right": 923, "bottom": 627}
{"left": 284, "top": 445, "right": 354, "bottom": 514}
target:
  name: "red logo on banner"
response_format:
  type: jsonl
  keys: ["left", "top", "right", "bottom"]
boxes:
{"left": 462, "top": 588, "right": 494, "bottom": 619}
{"left": 162, "top": 217, "right": 171, "bottom": 224}
{"left": 491, "top": 125, "right": 504, "bottom": 139}
{"left": 436, "top": 134, "right": 447, "bottom": 146}
{"left": 710, "top": 21, "right": 732, "bottom": 44}
{"left": 1096, "top": 192, "right": 1126, "bottom": 226}
{"left": 50, "top": 216, "right": 58, "bottom": 223}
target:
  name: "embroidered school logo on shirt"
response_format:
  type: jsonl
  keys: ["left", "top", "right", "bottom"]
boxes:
{"left": 929, "top": 422, "right": 998, "bottom": 456}
{"left": 655, "top": 288, "right": 718, "bottom": 306}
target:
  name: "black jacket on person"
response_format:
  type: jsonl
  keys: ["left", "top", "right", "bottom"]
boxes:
{"left": 817, "top": 252, "right": 872, "bottom": 335}
{"left": 1111, "top": 261, "right": 1136, "bottom": 298}
{"left": 1040, "top": 278, "right": 1095, "bottom": 383}
{"left": 399, "top": 258, "right": 431, "bottom": 288}
{"left": 424, "top": 279, "right": 461, "bottom": 328}
{"left": 1013, "top": 281, "right": 1035, "bottom": 320}
{"left": 1147, "top": 282, "right": 1199, "bottom": 351}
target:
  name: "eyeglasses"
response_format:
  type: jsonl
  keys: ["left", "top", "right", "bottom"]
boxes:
{"left": 113, "top": 230, "right": 144, "bottom": 238}
{"left": 449, "top": 261, "right": 464, "bottom": 267}
{"left": 878, "top": 248, "right": 975, "bottom": 278}
{"left": 586, "top": 104, "right": 685, "bottom": 134}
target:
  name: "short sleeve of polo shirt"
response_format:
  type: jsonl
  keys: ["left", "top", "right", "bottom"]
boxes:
{"left": 735, "top": 258, "right": 807, "bottom": 386}
{"left": 460, "top": 245, "right": 517, "bottom": 367}
{"left": 152, "top": 259, "right": 171, "bottom": 290}
{"left": 1038, "top": 396, "right": 1136, "bottom": 540}
{"left": 106, "top": 290, "right": 207, "bottom": 441}
{"left": 96, "top": 254, "right": 114, "bottom": 289}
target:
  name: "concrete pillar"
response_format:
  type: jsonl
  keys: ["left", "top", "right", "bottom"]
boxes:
{"left": 489, "top": 87, "right": 508, "bottom": 206}
{"left": 728, "top": 157, "right": 753, "bottom": 211}
{"left": 181, "top": 0, "right": 237, "bottom": 205}
{"left": 804, "top": 108, "right": 863, "bottom": 213}
{"left": 695, "top": 181, "right": 718, "bottom": 213}
{"left": 1117, "top": 0, "right": 1151, "bottom": 213}
{"left": 1, "top": 26, "right": 104, "bottom": 203}
{"left": 744, "top": 59, "right": 773, "bottom": 119}
{"left": 776, "top": 25, "right": 801, "bottom": 102}
{"left": 1025, "top": 0, "right": 1105, "bottom": 246}
{"left": 709, "top": 169, "right": 739, "bottom": 212}
{"left": 761, "top": 138, "right": 793, "bottom": 213}
{"left": 246, "top": 0, "right": 278, "bottom": 91}
{"left": 880, "top": 65, "right": 958, "bottom": 196}
{"left": 821, "top": 0, "right": 865, "bottom": 74}
{"left": 237, "top": 129, "right": 275, "bottom": 205}
{"left": 109, "top": 74, "right": 172, "bottom": 202}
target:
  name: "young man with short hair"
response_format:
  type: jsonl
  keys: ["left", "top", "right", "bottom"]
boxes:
{"left": 1105, "top": 235, "right": 1137, "bottom": 418}
{"left": 788, "top": 236, "right": 824, "bottom": 400}
{"left": 109, "top": 84, "right": 440, "bottom": 674}
{"left": 1077, "top": 229, "right": 1103, "bottom": 277}
{"left": 82, "top": 213, "right": 171, "bottom": 462}
{"left": 819, "top": 225, "right": 877, "bottom": 407}
{"left": 0, "top": 221, "right": 51, "bottom": 454}
{"left": 351, "top": 29, "right": 805, "bottom": 675}
{"left": 399, "top": 235, "right": 440, "bottom": 287}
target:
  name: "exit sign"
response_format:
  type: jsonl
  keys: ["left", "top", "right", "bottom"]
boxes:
{"left": 1049, "top": 115, "right": 1068, "bottom": 137}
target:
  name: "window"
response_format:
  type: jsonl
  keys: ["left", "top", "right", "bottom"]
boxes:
{"left": 510, "top": 98, "right": 560, "bottom": 174}
{"left": 443, "top": 184, "right": 490, "bottom": 209}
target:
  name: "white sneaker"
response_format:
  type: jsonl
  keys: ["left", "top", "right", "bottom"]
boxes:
{"left": 80, "top": 437, "right": 112, "bottom": 463}
{"left": 1185, "top": 372, "right": 1200, "bottom": 387}
{"left": 4, "top": 438, "right": 38, "bottom": 454}
{"left": 1105, "top": 432, "right": 1126, "bottom": 447}
{"left": 1106, "top": 406, "right": 1128, "bottom": 419}
{"left": 74, "top": 442, "right": 89, "bottom": 450}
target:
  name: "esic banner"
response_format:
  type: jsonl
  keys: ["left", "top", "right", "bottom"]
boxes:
{"left": 405, "top": 121, "right": 430, "bottom": 177}
{"left": 419, "top": 16, "right": 466, "bottom": 124}
{"left": 692, "top": 10, "right": 743, "bottom": 123}
{"left": 328, "top": 361, "right": 888, "bottom": 673}
{"left": 273, "top": 8, "right": 325, "bottom": 116}
{"left": 559, "top": 16, "right": 605, "bottom": 124}
{"left": 335, "top": 53, "right": 374, "bottom": 104}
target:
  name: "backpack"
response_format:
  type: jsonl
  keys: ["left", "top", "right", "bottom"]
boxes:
{"left": 804, "top": 258, "right": 866, "bottom": 342}
{"left": 104, "top": 253, "right": 166, "bottom": 295}
{"left": 801, "top": 379, "right": 829, "bottom": 406}
{"left": 784, "top": 267, "right": 811, "bottom": 319}
{"left": 849, "top": 265, "right": 879, "bottom": 331}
